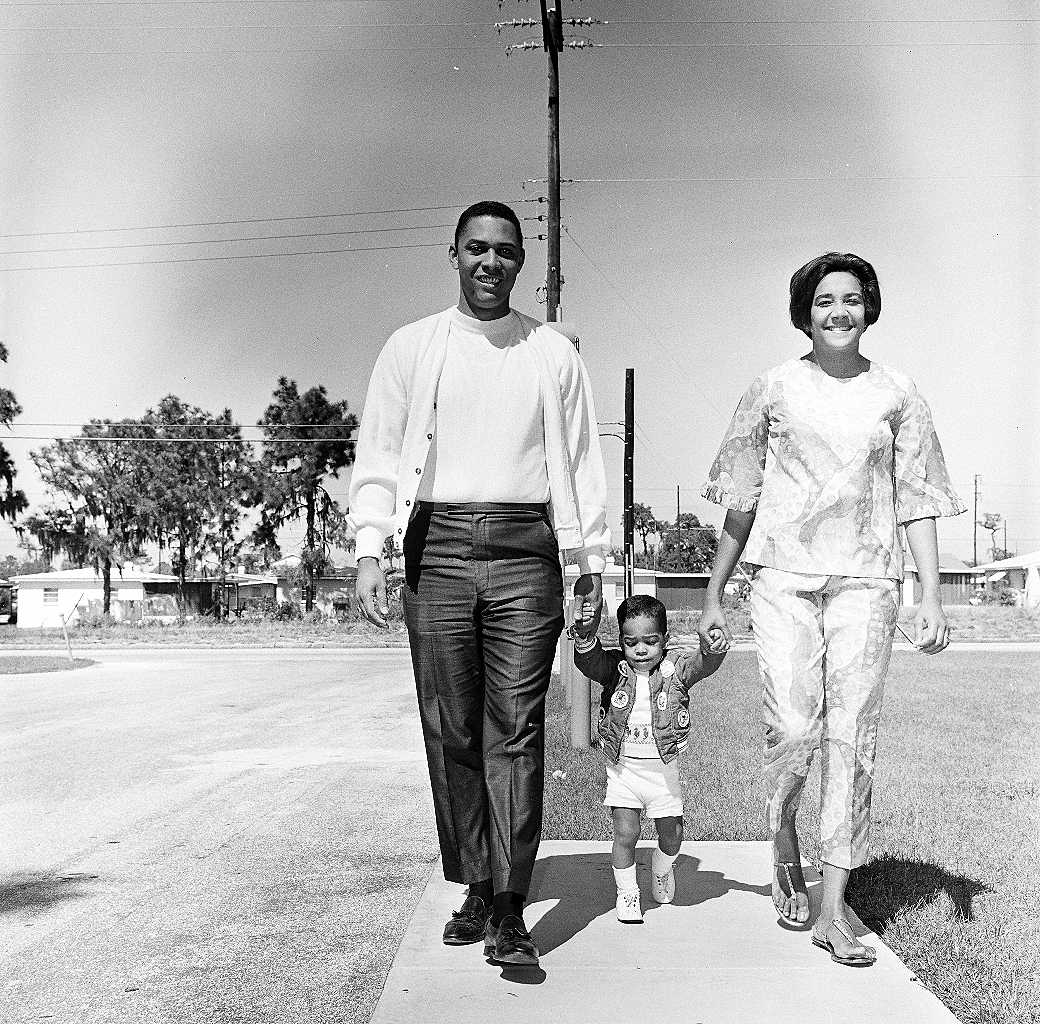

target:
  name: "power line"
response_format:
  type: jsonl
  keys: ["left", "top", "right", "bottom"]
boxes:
{"left": 13, "top": 436, "right": 357, "bottom": 443}
{"left": 1, "top": 221, "right": 455, "bottom": 256}
{"left": 561, "top": 225, "right": 725, "bottom": 418}
{"left": 12, "top": 421, "right": 355, "bottom": 430}
{"left": 567, "top": 174, "right": 1039, "bottom": 183}
{"left": 0, "top": 239, "right": 448, "bottom": 273}
{"left": 1, "top": 19, "right": 497, "bottom": 27}
{"left": 9, "top": 40, "right": 1036, "bottom": 53}
{"left": 0, "top": 203, "right": 476, "bottom": 240}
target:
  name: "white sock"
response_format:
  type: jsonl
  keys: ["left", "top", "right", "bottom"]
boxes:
{"left": 652, "top": 846, "right": 679, "bottom": 877}
{"left": 613, "top": 865, "right": 638, "bottom": 893}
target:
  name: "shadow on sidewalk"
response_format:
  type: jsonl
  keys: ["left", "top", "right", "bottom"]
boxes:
{"left": 527, "top": 850, "right": 772, "bottom": 957}
{"left": 0, "top": 871, "right": 99, "bottom": 915}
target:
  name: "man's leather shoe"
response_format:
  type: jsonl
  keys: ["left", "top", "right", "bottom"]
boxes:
{"left": 442, "top": 895, "right": 491, "bottom": 946}
{"left": 483, "top": 915, "right": 539, "bottom": 967}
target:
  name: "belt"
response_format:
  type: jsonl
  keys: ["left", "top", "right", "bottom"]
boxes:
{"left": 418, "top": 501, "right": 549, "bottom": 515}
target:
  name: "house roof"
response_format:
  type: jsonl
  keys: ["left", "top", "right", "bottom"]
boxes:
{"left": 972, "top": 550, "right": 1040, "bottom": 571}
{"left": 11, "top": 567, "right": 177, "bottom": 584}
{"left": 904, "top": 552, "right": 974, "bottom": 574}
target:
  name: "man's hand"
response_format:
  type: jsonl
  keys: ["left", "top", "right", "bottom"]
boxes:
{"left": 356, "top": 556, "right": 390, "bottom": 629}
{"left": 913, "top": 597, "right": 950, "bottom": 655}
{"left": 696, "top": 596, "right": 731, "bottom": 654}
{"left": 573, "top": 573, "right": 603, "bottom": 636}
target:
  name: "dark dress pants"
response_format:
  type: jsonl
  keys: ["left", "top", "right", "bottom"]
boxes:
{"left": 403, "top": 502, "right": 564, "bottom": 898}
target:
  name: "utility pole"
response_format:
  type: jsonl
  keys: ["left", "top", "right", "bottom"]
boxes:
{"left": 499, "top": 5, "right": 601, "bottom": 322}
{"left": 676, "top": 484, "right": 681, "bottom": 565}
{"left": 542, "top": 0, "right": 562, "bottom": 321}
{"left": 624, "top": 369, "right": 634, "bottom": 599}
{"left": 974, "top": 474, "right": 981, "bottom": 565}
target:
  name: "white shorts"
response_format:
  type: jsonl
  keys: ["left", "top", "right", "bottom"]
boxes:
{"left": 604, "top": 755, "right": 683, "bottom": 819}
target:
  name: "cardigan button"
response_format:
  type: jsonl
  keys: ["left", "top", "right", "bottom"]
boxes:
{"left": 405, "top": 499, "right": 411, "bottom": 506}
{"left": 427, "top": 433, "right": 433, "bottom": 440}
{"left": 416, "top": 467, "right": 421, "bottom": 474}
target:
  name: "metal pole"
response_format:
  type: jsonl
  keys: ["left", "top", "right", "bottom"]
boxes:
{"left": 676, "top": 483, "right": 681, "bottom": 567}
{"left": 624, "top": 369, "right": 634, "bottom": 599}
{"left": 570, "top": 651, "right": 591, "bottom": 749}
{"left": 562, "top": 599, "right": 591, "bottom": 748}
{"left": 541, "top": 0, "right": 562, "bottom": 321}
{"left": 973, "top": 474, "right": 980, "bottom": 565}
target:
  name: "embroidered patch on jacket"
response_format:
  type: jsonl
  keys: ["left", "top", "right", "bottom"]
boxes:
{"left": 610, "top": 689, "right": 630, "bottom": 709}
{"left": 676, "top": 709, "right": 690, "bottom": 728}
{"left": 656, "top": 691, "right": 669, "bottom": 711}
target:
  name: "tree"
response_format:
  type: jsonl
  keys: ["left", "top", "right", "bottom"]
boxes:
{"left": 0, "top": 342, "right": 28, "bottom": 523}
{"left": 977, "top": 512, "right": 1004, "bottom": 562}
{"left": 253, "top": 378, "right": 358, "bottom": 611}
{"left": 141, "top": 396, "right": 257, "bottom": 614}
{"left": 0, "top": 553, "right": 50, "bottom": 579}
{"left": 19, "top": 505, "right": 94, "bottom": 568}
{"left": 655, "top": 514, "right": 718, "bottom": 573}
{"left": 199, "top": 421, "right": 257, "bottom": 618}
{"left": 29, "top": 421, "right": 153, "bottom": 612}
{"left": 630, "top": 502, "right": 659, "bottom": 568}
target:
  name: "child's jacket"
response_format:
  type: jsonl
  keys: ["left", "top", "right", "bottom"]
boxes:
{"left": 574, "top": 638, "right": 725, "bottom": 765}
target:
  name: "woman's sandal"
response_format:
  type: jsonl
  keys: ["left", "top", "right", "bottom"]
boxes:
{"left": 812, "top": 917, "right": 877, "bottom": 967}
{"left": 772, "top": 861, "right": 810, "bottom": 925}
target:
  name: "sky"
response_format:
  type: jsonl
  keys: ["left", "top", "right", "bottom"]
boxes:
{"left": 2, "top": 0, "right": 1038, "bottom": 568}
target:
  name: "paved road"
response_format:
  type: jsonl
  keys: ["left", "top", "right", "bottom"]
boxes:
{"left": 0, "top": 648, "right": 436, "bottom": 1024}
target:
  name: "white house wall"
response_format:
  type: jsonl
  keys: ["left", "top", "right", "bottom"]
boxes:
{"left": 17, "top": 581, "right": 145, "bottom": 629}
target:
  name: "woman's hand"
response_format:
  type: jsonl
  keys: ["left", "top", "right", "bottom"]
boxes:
{"left": 697, "top": 596, "right": 732, "bottom": 654}
{"left": 913, "top": 598, "right": 950, "bottom": 654}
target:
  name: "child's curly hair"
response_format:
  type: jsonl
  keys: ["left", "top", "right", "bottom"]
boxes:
{"left": 617, "top": 594, "right": 667, "bottom": 634}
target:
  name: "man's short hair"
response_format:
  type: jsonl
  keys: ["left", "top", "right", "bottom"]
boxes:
{"left": 617, "top": 594, "right": 668, "bottom": 634}
{"left": 454, "top": 201, "right": 523, "bottom": 248}
{"left": 789, "top": 252, "right": 882, "bottom": 338}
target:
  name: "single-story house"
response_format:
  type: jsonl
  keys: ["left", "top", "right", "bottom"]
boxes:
{"left": 901, "top": 553, "right": 976, "bottom": 606}
{"left": 564, "top": 562, "right": 655, "bottom": 618}
{"left": 11, "top": 566, "right": 178, "bottom": 628}
{"left": 148, "top": 572, "right": 279, "bottom": 617}
{"left": 270, "top": 557, "right": 359, "bottom": 616}
{"left": 563, "top": 563, "right": 714, "bottom": 615}
{"left": 0, "top": 578, "right": 13, "bottom": 625}
{"left": 654, "top": 571, "right": 713, "bottom": 611}
{"left": 972, "top": 550, "right": 1040, "bottom": 608}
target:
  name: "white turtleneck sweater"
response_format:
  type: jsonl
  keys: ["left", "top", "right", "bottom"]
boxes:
{"left": 417, "top": 307, "right": 550, "bottom": 503}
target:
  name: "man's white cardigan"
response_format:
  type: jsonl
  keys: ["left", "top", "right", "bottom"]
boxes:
{"left": 348, "top": 306, "right": 610, "bottom": 574}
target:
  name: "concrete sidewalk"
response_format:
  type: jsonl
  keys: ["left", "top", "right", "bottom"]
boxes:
{"left": 372, "top": 840, "right": 957, "bottom": 1024}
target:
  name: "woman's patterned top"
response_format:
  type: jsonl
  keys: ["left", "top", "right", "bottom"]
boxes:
{"left": 702, "top": 357, "right": 965, "bottom": 579}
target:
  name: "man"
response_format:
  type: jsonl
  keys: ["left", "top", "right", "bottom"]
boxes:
{"left": 349, "top": 200, "right": 608, "bottom": 968}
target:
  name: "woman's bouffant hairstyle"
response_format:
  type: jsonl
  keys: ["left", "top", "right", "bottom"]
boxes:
{"left": 789, "top": 252, "right": 881, "bottom": 338}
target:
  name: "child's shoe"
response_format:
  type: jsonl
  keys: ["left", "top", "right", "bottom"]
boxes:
{"left": 650, "top": 865, "right": 675, "bottom": 904}
{"left": 615, "top": 889, "right": 643, "bottom": 923}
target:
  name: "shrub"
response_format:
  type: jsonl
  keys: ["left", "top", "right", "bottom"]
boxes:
{"left": 275, "top": 600, "right": 302, "bottom": 621}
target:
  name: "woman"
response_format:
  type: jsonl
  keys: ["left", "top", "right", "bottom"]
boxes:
{"left": 697, "top": 253, "right": 964, "bottom": 966}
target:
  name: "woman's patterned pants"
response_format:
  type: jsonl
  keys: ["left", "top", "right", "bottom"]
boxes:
{"left": 750, "top": 567, "right": 898, "bottom": 870}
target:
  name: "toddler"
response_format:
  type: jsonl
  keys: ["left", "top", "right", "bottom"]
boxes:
{"left": 571, "top": 595, "right": 725, "bottom": 922}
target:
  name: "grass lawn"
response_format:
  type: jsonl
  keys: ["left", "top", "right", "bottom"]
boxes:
{"left": 1, "top": 602, "right": 1037, "bottom": 649}
{"left": 543, "top": 649, "right": 1040, "bottom": 1024}
{"left": 0, "top": 654, "right": 95, "bottom": 673}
